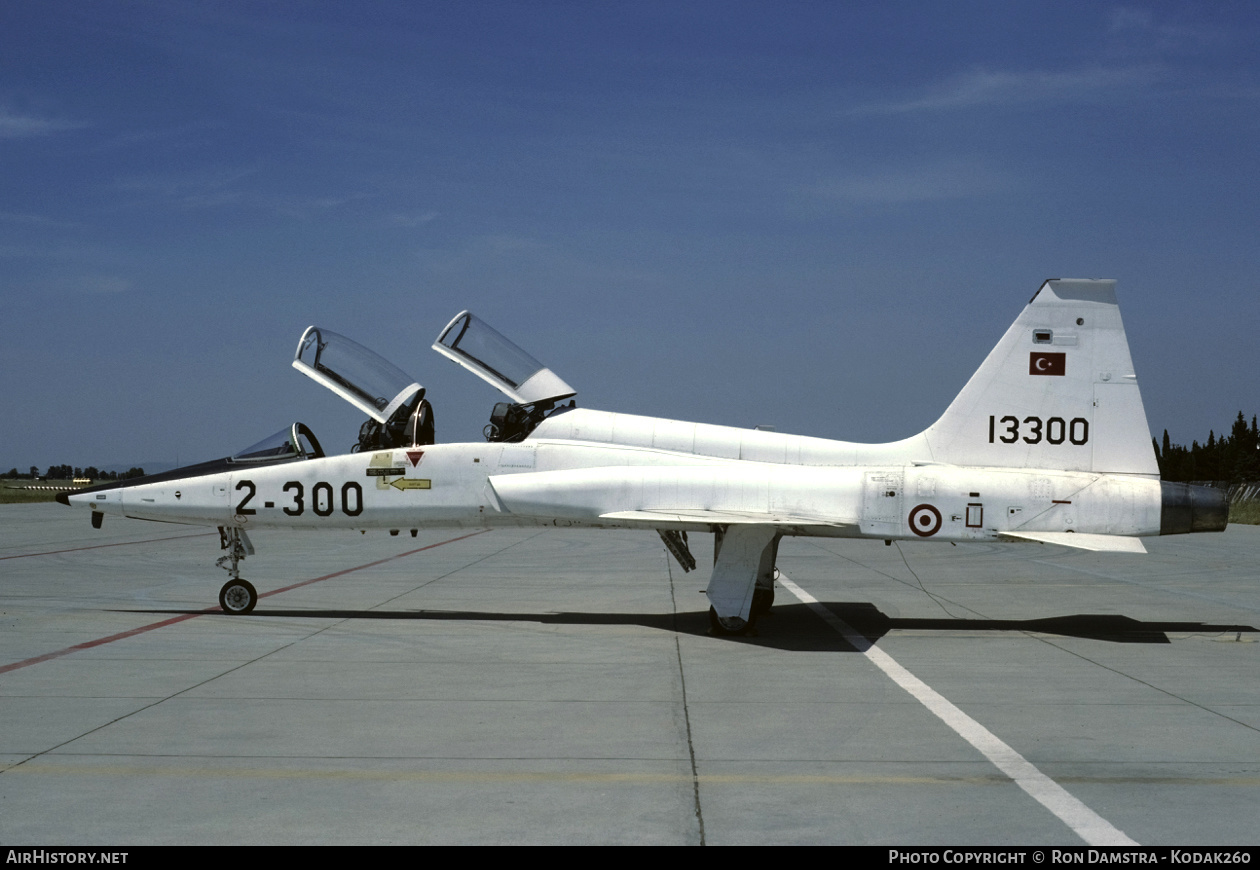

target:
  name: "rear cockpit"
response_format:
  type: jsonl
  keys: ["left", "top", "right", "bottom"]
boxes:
{"left": 432, "top": 311, "right": 576, "bottom": 442}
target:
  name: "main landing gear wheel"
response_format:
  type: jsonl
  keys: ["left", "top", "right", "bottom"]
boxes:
{"left": 708, "top": 607, "right": 756, "bottom": 637}
{"left": 751, "top": 586, "right": 775, "bottom": 617}
{"left": 219, "top": 578, "right": 258, "bottom": 614}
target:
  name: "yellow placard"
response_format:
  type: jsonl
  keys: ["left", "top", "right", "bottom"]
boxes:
{"left": 389, "top": 478, "right": 432, "bottom": 491}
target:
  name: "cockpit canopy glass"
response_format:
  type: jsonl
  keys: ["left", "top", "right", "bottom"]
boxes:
{"left": 232, "top": 422, "right": 325, "bottom": 463}
{"left": 293, "top": 326, "right": 423, "bottom": 423}
{"left": 436, "top": 312, "right": 543, "bottom": 387}
{"left": 433, "top": 311, "right": 575, "bottom": 405}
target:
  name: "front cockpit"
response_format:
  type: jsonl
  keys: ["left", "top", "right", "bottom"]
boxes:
{"left": 232, "top": 422, "right": 325, "bottom": 462}
{"left": 58, "top": 420, "right": 327, "bottom": 513}
{"left": 293, "top": 326, "right": 433, "bottom": 452}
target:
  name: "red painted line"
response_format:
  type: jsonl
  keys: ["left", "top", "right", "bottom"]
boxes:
{"left": 0, "top": 529, "right": 492, "bottom": 675}
{"left": 258, "top": 529, "right": 490, "bottom": 599}
{"left": 0, "top": 531, "right": 216, "bottom": 561}
{"left": 0, "top": 612, "right": 207, "bottom": 675}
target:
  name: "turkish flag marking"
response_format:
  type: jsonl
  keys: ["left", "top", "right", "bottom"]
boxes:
{"left": 1029, "top": 352, "right": 1066, "bottom": 376}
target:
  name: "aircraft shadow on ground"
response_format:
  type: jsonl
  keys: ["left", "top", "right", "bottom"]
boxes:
{"left": 129, "top": 601, "right": 1258, "bottom": 653}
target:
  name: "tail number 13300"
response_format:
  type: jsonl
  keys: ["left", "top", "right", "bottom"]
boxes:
{"left": 988, "top": 415, "right": 1089, "bottom": 445}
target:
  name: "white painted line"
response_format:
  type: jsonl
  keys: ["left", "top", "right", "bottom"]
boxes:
{"left": 776, "top": 574, "right": 1138, "bottom": 847}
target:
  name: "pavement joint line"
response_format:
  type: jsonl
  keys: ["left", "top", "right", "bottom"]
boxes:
{"left": 1032, "top": 558, "right": 1260, "bottom": 616}
{"left": 816, "top": 542, "right": 1258, "bottom": 735}
{"left": 834, "top": 543, "right": 1259, "bottom": 735}
{"left": 365, "top": 530, "right": 541, "bottom": 610}
{"left": 664, "top": 547, "right": 706, "bottom": 846}
{"left": 0, "top": 531, "right": 217, "bottom": 560}
{"left": 807, "top": 538, "right": 990, "bottom": 620}
{"left": 0, "top": 529, "right": 492, "bottom": 676}
{"left": 1025, "top": 633, "right": 1260, "bottom": 735}
{"left": 776, "top": 572, "right": 1140, "bottom": 848}
{"left": 2, "top": 604, "right": 347, "bottom": 775}
{"left": 14, "top": 763, "right": 1260, "bottom": 785}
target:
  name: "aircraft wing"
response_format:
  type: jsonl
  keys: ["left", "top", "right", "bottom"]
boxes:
{"left": 998, "top": 531, "right": 1148, "bottom": 553}
{"left": 487, "top": 466, "right": 857, "bottom": 531}
{"left": 599, "top": 509, "right": 855, "bottom": 530}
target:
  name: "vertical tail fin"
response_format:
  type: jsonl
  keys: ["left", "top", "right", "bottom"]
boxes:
{"left": 923, "top": 279, "right": 1158, "bottom": 475}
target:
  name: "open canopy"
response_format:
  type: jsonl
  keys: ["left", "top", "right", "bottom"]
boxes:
{"left": 432, "top": 311, "right": 575, "bottom": 405}
{"left": 292, "top": 326, "right": 423, "bottom": 423}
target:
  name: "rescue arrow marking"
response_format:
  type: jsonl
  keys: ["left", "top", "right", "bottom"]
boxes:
{"left": 389, "top": 478, "right": 432, "bottom": 491}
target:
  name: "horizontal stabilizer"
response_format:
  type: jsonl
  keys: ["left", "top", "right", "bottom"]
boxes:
{"left": 999, "top": 531, "right": 1147, "bottom": 553}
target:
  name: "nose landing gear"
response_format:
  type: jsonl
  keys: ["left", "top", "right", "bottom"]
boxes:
{"left": 216, "top": 526, "right": 258, "bottom": 614}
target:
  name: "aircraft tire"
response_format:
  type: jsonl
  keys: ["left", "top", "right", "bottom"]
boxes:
{"left": 708, "top": 607, "right": 755, "bottom": 637}
{"left": 751, "top": 586, "right": 774, "bottom": 617}
{"left": 219, "top": 579, "right": 258, "bottom": 615}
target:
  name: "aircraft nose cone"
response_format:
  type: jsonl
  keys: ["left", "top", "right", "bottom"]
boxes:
{"left": 64, "top": 490, "right": 95, "bottom": 508}
{"left": 63, "top": 489, "right": 106, "bottom": 509}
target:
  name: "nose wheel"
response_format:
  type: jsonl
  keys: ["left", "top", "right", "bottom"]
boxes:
{"left": 219, "top": 578, "right": 258, "bottom": 614}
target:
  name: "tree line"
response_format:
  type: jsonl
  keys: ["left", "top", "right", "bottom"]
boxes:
{"left": 4, "top": 466, "right": 146, "bottom": 482}
{"left": 1155, "top": 411, "right": 1259, "bottom": 483}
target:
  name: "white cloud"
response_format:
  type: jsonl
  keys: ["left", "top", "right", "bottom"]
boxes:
{"left": 0, "top": 211, "right": 79, "bottom": 229}
{"left": 387, "top": 211, "right": 440, "bottom": 228}
{"left": 114, "top": 168, "right": 369, "bottom": 218}
{"left": 1108, "top": 6, "right": 1224, "bottom": 55}
{"left": 78, "top": 276, "right": 132, "bottom": 295}
{"left": 114, "top": 166, "right": 260, "bottom": 201}
{"left": 0, "top": 109, "right": 85, "bottom": 138}
{"left": 810, "top": 160, "right": 1017, "bottom": 205}
{"left": 852, "top": 65, "right": 1162, "bottom": 115}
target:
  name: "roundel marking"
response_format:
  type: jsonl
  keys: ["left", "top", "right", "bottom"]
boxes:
{"left": 909, "top": 504, "right": 942, "bottom": 537}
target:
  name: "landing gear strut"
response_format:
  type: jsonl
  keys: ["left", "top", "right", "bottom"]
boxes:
{"left": 706, "top": 528, "right": 779, "bottom": 638}
{"left": 216, "top": 526, "right": 257, "bottom": 614}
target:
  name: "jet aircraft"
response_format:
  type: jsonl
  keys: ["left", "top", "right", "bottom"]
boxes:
{"left": 61, "top": 280, "right": 1228, "bottom": 635}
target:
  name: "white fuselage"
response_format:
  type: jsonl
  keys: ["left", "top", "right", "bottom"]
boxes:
{"left": 83, "top": 408, "right": 1162, "bottom": 543}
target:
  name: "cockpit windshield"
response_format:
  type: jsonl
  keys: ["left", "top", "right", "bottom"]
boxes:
{"left": 433, "top": 311, "right": 575, "bottom": 405}
{"left": 293, "top": 326, "right": 423, "bottom": 423}
{"left": 232, "top": 422, "right": 325, "bottom": 463}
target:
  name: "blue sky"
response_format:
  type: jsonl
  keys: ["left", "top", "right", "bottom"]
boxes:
{"left": 2, "top": 1, "right": 1257, "bottom": 472}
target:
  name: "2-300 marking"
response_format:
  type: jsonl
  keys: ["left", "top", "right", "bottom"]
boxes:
{"left": 235, "top": 480, "right": 363, "bottom": 517}
{"left": 988, "top": 415, "right": 1088, "bottom": 445}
